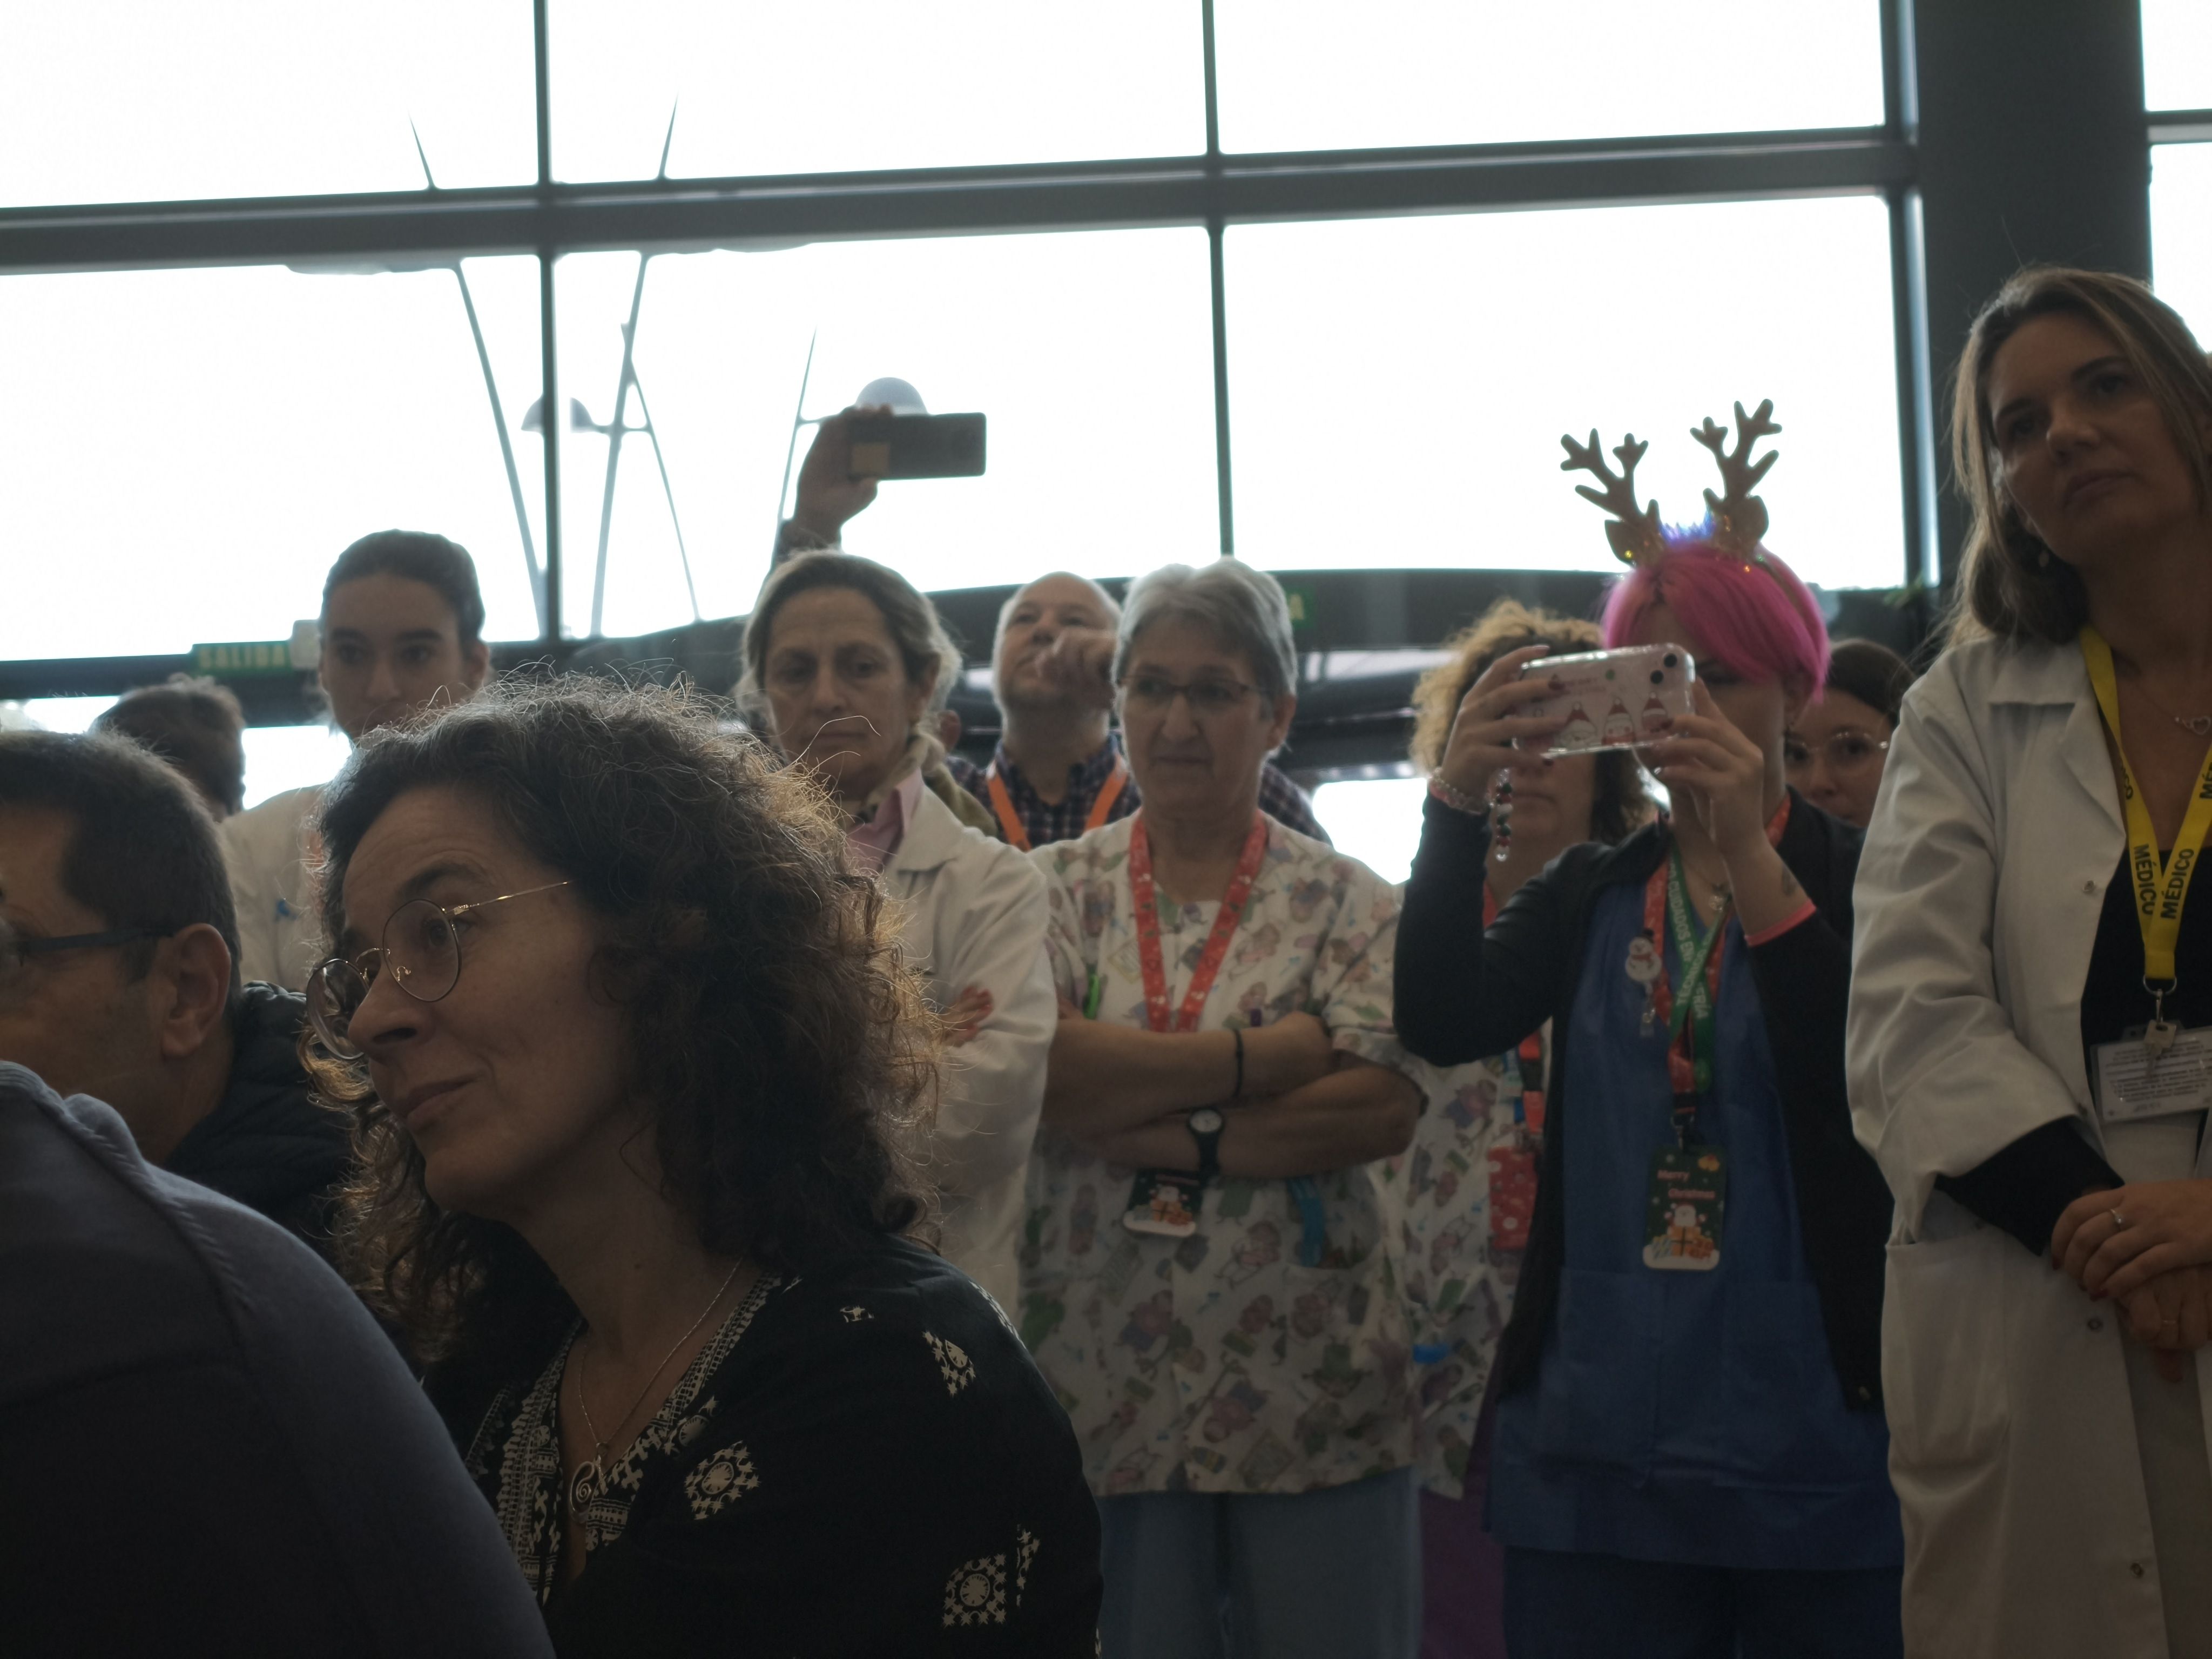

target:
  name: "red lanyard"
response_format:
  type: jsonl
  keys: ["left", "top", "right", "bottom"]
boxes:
{"left": 987, "top": 754, "right": 1128, "bottom": 853}
{"left": 1640, "top": 795, "right": 1793, "bottom": 1098}
{"left": 1127, "top": 810, "right": 1271, "bottom": 1033}
{"left": 1483, "top": 883, "right": 1547, "bottom": 1131}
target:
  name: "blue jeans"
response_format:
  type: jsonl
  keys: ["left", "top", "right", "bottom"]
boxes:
{"left": 1501, "top": 1547, "right": 1903, "bottom": 1659}
{"left": 1100, "top": 1468, "right": 1422, "bottom": 1659}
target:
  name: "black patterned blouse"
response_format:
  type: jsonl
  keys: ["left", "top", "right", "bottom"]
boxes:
{"left": 443, "top": 1239, "right": 1103, "bottom": 1658}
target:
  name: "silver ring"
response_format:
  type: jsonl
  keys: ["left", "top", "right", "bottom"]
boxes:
{"left": 2112, "top": 1208, "right": 2129, "bottom": 1230}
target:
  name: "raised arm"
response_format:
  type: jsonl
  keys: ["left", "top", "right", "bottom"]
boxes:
{"left": 1395, "top": 645, "right": 1576, "bottom": 1064}
{"left": 1395, "top": 798, "right": 1578, "bottom": 1065}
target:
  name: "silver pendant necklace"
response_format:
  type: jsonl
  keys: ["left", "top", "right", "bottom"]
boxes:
{"left": 2124, "top": 676, "right": 2212, "bottom": 737}
{"left": 567, "top": 1259, "right": 746, "bottom": 1516}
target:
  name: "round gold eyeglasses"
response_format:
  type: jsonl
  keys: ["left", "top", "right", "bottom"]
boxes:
{"left": 306, "top": 881, "right": 570, "bottom": 1058}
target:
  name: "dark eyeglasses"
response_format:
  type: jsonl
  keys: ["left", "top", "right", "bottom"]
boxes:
{"left": 306, "top": 881, "right": 570, "bottom": 1060}
{"left": 1118, "top": 675, "right": 1258, "bottom": 717}
{"left": 0, "top": 923, "right": 176, "bottom": 978}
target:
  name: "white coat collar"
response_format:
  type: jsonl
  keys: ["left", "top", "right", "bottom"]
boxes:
{"left": 1980, "top": 634, "right": 2089, "bottom": 706}
{"left": 882, "top": 782, "right": 970, "bottom": 880}
{"left": 1964, "top": 636, "right": 2121, "bottom": 839}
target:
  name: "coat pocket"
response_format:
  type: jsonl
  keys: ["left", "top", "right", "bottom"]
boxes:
{"left": 1881, "top": 1231, "right": 2010, "bottom": 1469}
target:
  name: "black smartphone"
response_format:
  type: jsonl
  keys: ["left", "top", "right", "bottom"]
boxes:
{"left": 846, "top": 412, "right": 987, "bottom": 480}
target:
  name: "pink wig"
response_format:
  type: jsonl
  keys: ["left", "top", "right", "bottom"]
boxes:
{"left": 1600, "top": 527, "right": 1829, "bottom": 691}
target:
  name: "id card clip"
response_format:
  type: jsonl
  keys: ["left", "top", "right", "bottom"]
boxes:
{"left": 2092, "top": 1022, "right": 2212, "bottom": 1125}
{"left": 2146, "top": 978, "right": 2180, "bottom": 1060}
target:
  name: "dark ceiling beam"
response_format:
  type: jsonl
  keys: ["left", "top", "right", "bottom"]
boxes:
{"left": 0, "top": 131, "right": 1911, "bottom": 274}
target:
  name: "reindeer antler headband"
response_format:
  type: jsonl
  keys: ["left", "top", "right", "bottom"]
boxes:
{"left": 1560, "top": 399, "right": 1782, "bottom": 569}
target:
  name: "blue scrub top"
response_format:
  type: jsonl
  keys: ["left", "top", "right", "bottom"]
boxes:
{"left": 1489, "top": 883, "right": 1901, "bottom": 1571}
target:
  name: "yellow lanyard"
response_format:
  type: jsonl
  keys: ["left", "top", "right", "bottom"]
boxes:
{"left": 2081, "top": 624, "right": 2212, "bottom": 988}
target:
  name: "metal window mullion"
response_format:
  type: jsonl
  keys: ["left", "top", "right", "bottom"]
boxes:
{"left": 1202, "top": 0, "right": 1233, "bottom": 557}
{"left": 1887, "top": 186, "right": 1937, "bottom": 594}
{"left": 534, "top": 0, "right": 563, "bottom": 644}
{"left": 1879, "top": 0, "right": 1932, "bottom": 595}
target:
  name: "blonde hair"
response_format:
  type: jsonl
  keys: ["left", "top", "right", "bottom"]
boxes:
{"left": 1948, "top": 267, "right": 2212, "bottom": 646}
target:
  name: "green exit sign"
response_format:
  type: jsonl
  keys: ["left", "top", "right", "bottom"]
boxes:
{"left": 1281, "top": 583, "right": 1318, "bottom": 630}
{"left": 191, "top": 640, "right": 296, "bottom": 677}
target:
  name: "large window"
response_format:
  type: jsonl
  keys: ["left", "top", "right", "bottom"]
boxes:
{"left": 1214, "top": 0, "right": 1883, "bottom": 152}
{"left": 0, "top": 259, "right": 544, "bottom": 659}
{"left": 0, "top": 1, "right": 536, "bottom": 206}
{"left": 2146, "top": 4, "right": 2212, "bottom": 389}
{"left": 553, "top": 228, "right": 1218, "bottom": 633}
{"left": 1226, "top": 197, "right": 1905, "bottom": 588}
{"left": 549, "top": 0, "right": 1204, "bottom": 180}
{"left": 2, "top": 4, "right": 1918, "bottom": 677}
{"left": 2142, "top": 0, "right": 2212, "bottom": 116}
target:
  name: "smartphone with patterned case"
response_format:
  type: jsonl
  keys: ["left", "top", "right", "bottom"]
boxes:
{"left": 1514, "top": 644, "right": 1696, "bottom": 756}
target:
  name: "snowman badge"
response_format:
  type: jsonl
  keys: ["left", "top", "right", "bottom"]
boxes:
{"left": 1601, "top": 695, "right": 1637, "bottom": 746}
{"left": 1641, "top": 691, "right": 1673, "bottom": 736}
{"left": 1625, "top": 929, "right": 1664, "bottom": 1035}
{"left": 1557, "top": 699, "right": 1600, "bottom": 751}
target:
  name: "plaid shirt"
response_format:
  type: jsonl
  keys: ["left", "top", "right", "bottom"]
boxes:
{"left": 948, "top": 738, "right": 1330, "bottom": 849}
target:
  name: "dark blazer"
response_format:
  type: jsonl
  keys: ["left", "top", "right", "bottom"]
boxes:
{"left": 1393, "top": 790, "right": 1891, "bottom": 1410}
{"left": 165, "top": 983, "right": 349, "bottom": 1256}
{"left": 0, "top": 1063, "right": 551, "bottom": 1659}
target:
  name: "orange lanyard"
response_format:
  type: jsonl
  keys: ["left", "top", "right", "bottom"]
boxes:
{"left": 987, "top": 753, "right": 1129, "bottom": 852}
{"left": 1127, "top": 810, "right": 1270, "bottom": 1032}
{"left": 1483, "top": 882, "right": 1547, "bottom": 1129}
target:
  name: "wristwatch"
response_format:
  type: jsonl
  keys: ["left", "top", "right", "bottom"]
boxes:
{"left": 1188, "top": 1107, "right": 1226, "bottom": 1187}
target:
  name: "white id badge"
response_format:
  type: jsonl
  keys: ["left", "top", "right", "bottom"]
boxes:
{"left": 2092, "top": 1027, "right": 2212, "bottom": 1124}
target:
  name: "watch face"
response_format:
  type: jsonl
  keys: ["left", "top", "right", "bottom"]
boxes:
{"left": 1189, "top": 1108, "right": 1225, "bottom": 1134}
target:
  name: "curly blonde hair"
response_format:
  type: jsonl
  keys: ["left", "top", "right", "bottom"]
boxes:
{"left": 304, "top": 677, "right": 937, "bottom": 1368}
{"left": 1410, "top": 598, "right": 1654, "bottom": 845}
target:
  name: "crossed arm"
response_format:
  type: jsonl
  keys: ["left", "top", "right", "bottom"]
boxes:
{"left": 1041, "top": 1006, "right": 1421, "bottom": 1181}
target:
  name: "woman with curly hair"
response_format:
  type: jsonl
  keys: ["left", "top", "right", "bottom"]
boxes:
{"left": 301, "top": 678, "right": 1100, "bottom": 1656}
{"left": 1396, "top": 599, "right": 1651, "bottom": 1659}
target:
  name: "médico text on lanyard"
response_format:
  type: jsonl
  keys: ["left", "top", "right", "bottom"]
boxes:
{"left": 2081, "top": 625, "right": 2212, "bottom": 1057}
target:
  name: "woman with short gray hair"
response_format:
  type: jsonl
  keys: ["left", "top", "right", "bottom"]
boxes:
{"left": 1111, "top": 557, "right": 1299, "bottom": 706}
{"left": 1020, "top": 558, "right": 1430, "bottom": 1657}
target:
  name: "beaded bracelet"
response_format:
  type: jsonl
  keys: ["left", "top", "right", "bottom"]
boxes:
{"left": 1426, "top": 773, "right": 1491, "bottom": 819}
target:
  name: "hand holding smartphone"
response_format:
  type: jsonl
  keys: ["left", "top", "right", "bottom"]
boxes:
{"left": 846, "top": 412, "right": 987, "bottom": 480}
{"left": 1512, "top": 644, "right": 1696, "bottom": 756}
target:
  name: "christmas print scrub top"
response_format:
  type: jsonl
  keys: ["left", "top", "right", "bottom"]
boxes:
{"left": 1020, "top": 814, "right": 1422, "bottom": 1499}
{"left": 1384, "top": 1042, "right": 1533, "bottom": 1498}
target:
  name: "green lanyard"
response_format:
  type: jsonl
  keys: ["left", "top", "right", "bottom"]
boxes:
{"left": 1661, "top": 841, "right": 1730, "bottom": 1103}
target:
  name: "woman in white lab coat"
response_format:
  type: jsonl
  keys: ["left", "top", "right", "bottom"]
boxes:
{"left": 1850, "top": 267, "right": 2212, "bottom": 1659}
{"left": 741, "top": 551, "right": 1056, "bottom": 1311}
